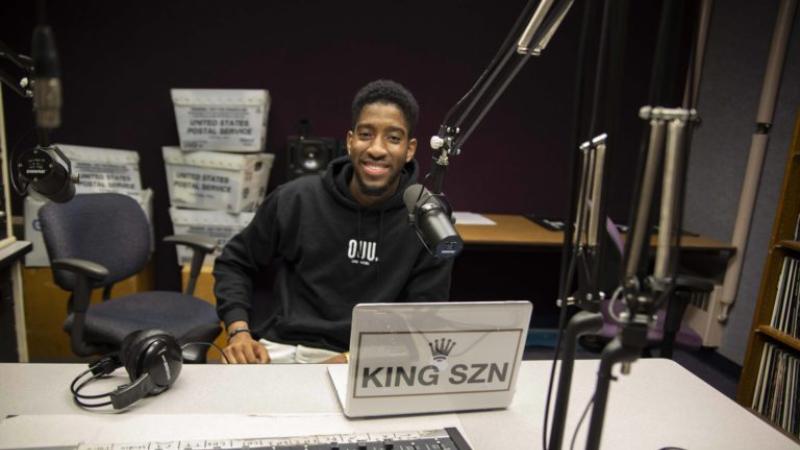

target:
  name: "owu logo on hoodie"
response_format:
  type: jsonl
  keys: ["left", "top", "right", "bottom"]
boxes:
{"left": 347, "top": 239, "right": 379, "bottom": 266}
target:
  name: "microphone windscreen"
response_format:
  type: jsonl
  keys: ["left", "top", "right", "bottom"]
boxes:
{"left": 32, "top": 26, "right": 60, "bottom": 77}
{"left": 403, "top": 184, "right": 428, "bottom": 213}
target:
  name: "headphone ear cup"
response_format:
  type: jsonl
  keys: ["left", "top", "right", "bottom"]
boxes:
{"left": 136, "top": 331, "right": 182, "bottom": 392}
{"left": 121, "top": 329, "right": 171, "bottom": 380}
{"left": 120, "top": 330, "right": 146, "bottom": 370}
{"left": 107, "top": 330, "right": 182, "bottom": 410}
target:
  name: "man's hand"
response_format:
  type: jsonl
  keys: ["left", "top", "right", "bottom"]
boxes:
{"left": 322, "top": 353, "right": 348, "bottom": 364}
{"left": 222, "top": 325, "right": 269, "bottom": 364}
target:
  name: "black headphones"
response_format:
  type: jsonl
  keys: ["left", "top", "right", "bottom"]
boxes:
{"left": 70, "top": 329, "right": 183, "bottom": 410}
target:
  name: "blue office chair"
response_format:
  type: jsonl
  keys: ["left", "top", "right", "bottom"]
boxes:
{"left": 38, "top": 193, "right": 221, "bottom": 362}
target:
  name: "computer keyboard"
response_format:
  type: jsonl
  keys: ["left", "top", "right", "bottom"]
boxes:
{"left": 72, "top": 427, "right": 472, "bottom": 450}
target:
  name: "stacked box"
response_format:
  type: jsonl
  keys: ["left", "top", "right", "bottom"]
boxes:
{"left": 169, "top": 207, "right": 255, "bottom": 266}
{"left": 171, "top": 89, "right": 270, "bottom": 152}
{"left": 166, "top": 89, "right": 274, "bottom": 266}
{"left": 162, "top": 146, "right": 273, "bottom": 213}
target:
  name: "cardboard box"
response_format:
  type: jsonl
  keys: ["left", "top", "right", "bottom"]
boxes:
{"left": 57, "top": 144, "right": 142, "bottom": 194}
{"left": 163, "top": 146, "right": 273, "bottom": 213}
{"left": 25, "top": 189, "right": 154, "bottom": 267}
{"left": 169, "top": 207, "right": 255, "bottom": 266}
{"left": 171, "top": 89, "right": 270, "bottom": 152}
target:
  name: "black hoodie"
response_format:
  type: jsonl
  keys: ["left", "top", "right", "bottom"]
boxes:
{"left": 213, "top": 156, "right": 453, "bottom": 352}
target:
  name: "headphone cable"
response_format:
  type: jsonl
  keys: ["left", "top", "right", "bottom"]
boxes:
{"left": 569, "top": 395, "right": 595, "bottom": 450}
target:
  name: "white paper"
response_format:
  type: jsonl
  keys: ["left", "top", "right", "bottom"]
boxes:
{"left": 453, "top": 212, "right": 496, "bottom": 226}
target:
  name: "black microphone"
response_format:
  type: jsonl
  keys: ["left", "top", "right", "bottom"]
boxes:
{"left": 17, "top": 24, "right": 75, "bottom": 203}
{"left": 403, "top": 184, "right": 463, "bottom": 259}
{"left": 31, "top": 25, "right": 62, "bottom": 130}
{"left": 16, "top": 144, "right": 76, "bottom": 203}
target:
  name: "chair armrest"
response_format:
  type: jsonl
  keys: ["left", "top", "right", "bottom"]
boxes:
{"left": 52, "top": 258, "right": 109, "bottom": 281}
{"left": 674, "top": 275, "right": 714, "bottom": 293}
{"left": 164, "top": 234, "right": 218, "bottom": 256}
{"left": 164, "top": 234, "right": 218, "bottom": 296}
{"left": 51, "top": 258, "right": 109, "bottom": 356}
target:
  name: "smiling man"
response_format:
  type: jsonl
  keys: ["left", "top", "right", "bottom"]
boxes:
{"left": 213, "top": 80, "right": 454, "bottom": 364}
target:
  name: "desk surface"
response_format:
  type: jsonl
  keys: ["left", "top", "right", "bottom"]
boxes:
{"left": 0, "top": 359, "right": 794, "bottom": 449}
{"left": 458, "top": 214, "right": 734, "bottom": 251}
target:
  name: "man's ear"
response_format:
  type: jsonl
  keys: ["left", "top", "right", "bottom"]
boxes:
{"left": 406, "top": 138, "right": 418, "bottom": 162}
{"left": 346, "top": 130, "right": 353, "bottom": 156}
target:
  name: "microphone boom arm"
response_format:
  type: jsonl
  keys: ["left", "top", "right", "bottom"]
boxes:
{"left": 428, "top": 0, "right": 575, "bottom": 194}
{"left": 0, "top": 41, "right": 34, "bottom": 99}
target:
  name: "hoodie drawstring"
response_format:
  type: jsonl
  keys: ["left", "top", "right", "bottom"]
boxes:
{"left": 356, "top": 209, "right": 362, "bottom": 245}
{"left": 376, "top": 210, "right": 384, "bottom": 282}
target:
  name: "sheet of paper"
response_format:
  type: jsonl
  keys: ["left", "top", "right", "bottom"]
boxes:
{"left": 453, "top": 212, "right": 496, "bottom": 226}
{"left": 0, "top": 413, "right": 465, "bottom": 449}
{"left": 328, "top": 364, "right": 348, "bottom": 406}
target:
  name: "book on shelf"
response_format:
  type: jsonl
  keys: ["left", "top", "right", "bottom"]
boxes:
{"left": 769, "top": 211, "right": 800, "bottom": 340}
{"left": 752, "top": 342, "right": 800, "bottom": 438}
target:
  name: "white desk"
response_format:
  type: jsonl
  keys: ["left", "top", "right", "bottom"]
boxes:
{"left": 0, "top": 359, "right": 796, "bottom": 449}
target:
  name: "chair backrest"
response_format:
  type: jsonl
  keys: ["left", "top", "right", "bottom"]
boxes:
{"left": 38, "top": 193, "right": 151, "bottom": 290}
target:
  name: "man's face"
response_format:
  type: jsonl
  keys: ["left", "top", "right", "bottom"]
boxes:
{"left": 347, "top": 102, "right": 417, "bottom": 205}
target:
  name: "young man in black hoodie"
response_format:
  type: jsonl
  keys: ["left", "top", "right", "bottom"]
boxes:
{"left": 214, "top": 80, "right": 453, "bottom": 364}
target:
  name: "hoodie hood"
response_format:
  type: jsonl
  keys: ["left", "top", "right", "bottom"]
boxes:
{"left": 323, "top": 155, "right": 418, "bottom": 212}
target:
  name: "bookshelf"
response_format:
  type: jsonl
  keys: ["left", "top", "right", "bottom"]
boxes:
{"left": 737, "top": 110, "right": 800, "bottom": 439}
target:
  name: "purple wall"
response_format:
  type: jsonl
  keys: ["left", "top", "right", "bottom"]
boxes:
{"left": 2, "top": 1, "right": 663, "bottom": 289}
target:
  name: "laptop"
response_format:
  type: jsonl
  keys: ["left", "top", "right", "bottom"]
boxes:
{"left": 328, "top": 300, "right": 533, "bottom": 417}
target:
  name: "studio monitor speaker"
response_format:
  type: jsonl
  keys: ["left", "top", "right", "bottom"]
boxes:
{"left": 286, "top": 136, "right": 341, "bottom": 180}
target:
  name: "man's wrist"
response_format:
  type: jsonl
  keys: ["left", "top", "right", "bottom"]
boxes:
{"left": 228, "top": 327, "right": 252, "bottom": 340}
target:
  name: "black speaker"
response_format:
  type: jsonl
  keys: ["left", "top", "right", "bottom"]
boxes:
{"left": 286, "top": 136, "right": 342, "bottom": 180}
{"left": 70, "top": 329, "right": 183, "bottom": 410}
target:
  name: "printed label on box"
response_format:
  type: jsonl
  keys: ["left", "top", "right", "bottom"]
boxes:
{"left": 57, "top": 144, "right": 142, "bottom": 194}
{"left": 163, "top": 147, "right": 273, "bottom": 213}
{"left": 177, "top": 106, "right": 264, "bottom": 150}
{"left": 171, "top": 89, "right": 270, "bottom": 152}
{"left": 73, "top": 162, "right": 140, "bottom": 192}
{"left": 170, "top": 168, "right": 242, "bottom": 208}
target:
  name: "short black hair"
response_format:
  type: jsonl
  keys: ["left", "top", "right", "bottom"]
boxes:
{"left": 351, "top": 79, "right": 419, "bottom": 136}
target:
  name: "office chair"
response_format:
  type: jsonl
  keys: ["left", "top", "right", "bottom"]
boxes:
{"left": 583, "top": 219, "right": 708, "bottom": 357}
{"left": 594, "top": 275, "right": 709, "bottom": 357}
{"left": 38, "top": 193, "right": 221, "bottom": 362}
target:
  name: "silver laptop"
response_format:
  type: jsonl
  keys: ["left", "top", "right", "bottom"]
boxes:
{"left": 328, "top": 300, "right": 533, "bottom": 417}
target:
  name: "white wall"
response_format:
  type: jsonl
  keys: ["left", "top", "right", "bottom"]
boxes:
{"left": 684, "top": 0, "right": 800, "bottom": 365}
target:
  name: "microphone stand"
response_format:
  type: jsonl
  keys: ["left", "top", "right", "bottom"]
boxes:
{"left": 585, "top": 106, "right": 698, "bottom": 450}
{"left": 547, "top": 0, "right": 628, "bottom": 445}
{"left": 548, "top": 134, "right": 608, "bottom": 450}
{"left": 546, "top": 0, "right": 713, "bottom": 447}
{"left": 581, "top": 0, "right": 703, "bottom": 446}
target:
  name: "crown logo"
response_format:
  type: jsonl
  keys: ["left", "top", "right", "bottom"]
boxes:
{"left": 429, "top": 338, "right": 456, "bottom": 362}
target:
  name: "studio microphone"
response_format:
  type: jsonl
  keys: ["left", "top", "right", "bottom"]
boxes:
{"left": 31, "top": 25, "right": 62, "bottom": 130}
{"left": 403, "top": 184, "right": 463, "bottom": 259}
{"left": 15, "top": 24, "right": 77, "bottom": 203}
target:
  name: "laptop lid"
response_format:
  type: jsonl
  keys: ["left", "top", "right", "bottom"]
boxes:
{"left": 328, "top": 300, "right": 533, "bottom": 417}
